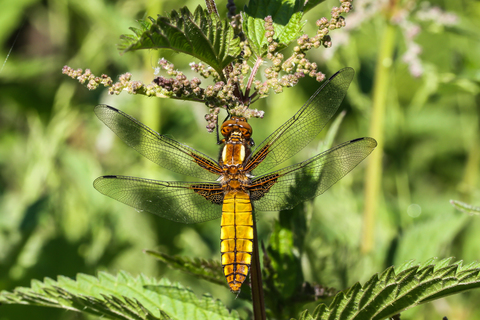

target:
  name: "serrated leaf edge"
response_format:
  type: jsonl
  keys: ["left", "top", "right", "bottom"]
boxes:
{"left": 296, "top": 258, "right": 480, "bottom": 320}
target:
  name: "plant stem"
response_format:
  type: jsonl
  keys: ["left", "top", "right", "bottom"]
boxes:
{"left": 458, "top": 100, "right": 480, "bottom": 202}
{"left": 361, "top": 21, "right": 396, "bottom": 253}
{"left": 250, "top": 211, "right": 266, "bottom": 320}
{"left": 140, "top": 2, "right": 163, "bottom": 173}
{"left": 245, "top": 58, "right": 263, "bottom": 103}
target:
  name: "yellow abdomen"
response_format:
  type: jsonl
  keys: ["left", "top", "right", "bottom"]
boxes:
{"left": 220, "top": 191, "right": 253, "bottom": 293}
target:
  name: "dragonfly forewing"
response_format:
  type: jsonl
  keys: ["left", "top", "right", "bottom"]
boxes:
{"left": 246, "top": 67, "right": 355, "bottom": 176}
{"left": 95, "top": 105, "right": 222, "bottom": 181}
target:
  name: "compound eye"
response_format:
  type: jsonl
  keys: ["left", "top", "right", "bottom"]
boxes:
{"left": 220, "top": 119, "right": 235, "bottom": 137}
{"left": 221, "top": 126, "right": 231, "bottom": 137}
{"left": 238, "top": 119, "right": 252, "bottom": 138}
{"left": 240, "top": 127, "right": 252, "bottom": 138}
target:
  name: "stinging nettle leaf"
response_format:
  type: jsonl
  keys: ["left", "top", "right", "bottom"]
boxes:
{"left": 293, "top": 258, "right": 480, "bottom": 320}
{"left": 0, "top": 272, "right": 240, "bottom": 320}
{"left": 118, "top": 5, "right": 241, "bottom": 78}
{"left": 243, "top": 0, "right": 305, "bottom": 56}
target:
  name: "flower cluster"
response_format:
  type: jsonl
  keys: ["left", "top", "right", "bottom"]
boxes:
{"left": 252, "top": 1, "right": 352, "bottom": 98}
{"left": 62, "top": 66, "right": 113, "bottom": 90}
{"left": 63, "top": 58, "right": 264, "bottom": 132}
{"left": 189, "top": 62, "right": 219, "bottom": 80}
{"left": 324, "top": 0, "right": 458, "bottom": 78}
{"left": 397, "top": 2, "right": 458, "bottom": 77}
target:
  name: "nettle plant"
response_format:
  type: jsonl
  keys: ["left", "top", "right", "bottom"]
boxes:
{"left": 62, "top": 0, "right": 340, "bottom": 130}
{"left": 2, "top": 0, "right": 480, "bottom": 319}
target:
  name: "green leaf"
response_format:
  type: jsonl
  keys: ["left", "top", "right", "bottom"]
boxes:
{"left": 242, "top": 0, "right": 305, "bottom": 56}
{"left": 293, "top": 258, "right": 480, "bottom": 320}
{"left": 118, "top": 5, "right": 241, "bottom": 77}
{"left": 450, "top": 199, "right": 480, "bottom": 215}
{"left": 266, "top": 218, "right": 304, "bottom": 297}
{"left": 145, "top": 250, "right": 226, "bottom": 288}
{"left": 296, "top": 309, "right": 315, "bottom": 320}
{"left": 0, "top": 272, "right": 240, "bottom": 320}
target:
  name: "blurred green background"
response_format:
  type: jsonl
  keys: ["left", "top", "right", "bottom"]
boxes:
{"left": 0, "top": 0, "right": 479, "bottom": 319}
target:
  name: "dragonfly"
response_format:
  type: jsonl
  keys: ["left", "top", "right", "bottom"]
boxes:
{"left": 93, "top": 67, "right": 377, "bottom": 293}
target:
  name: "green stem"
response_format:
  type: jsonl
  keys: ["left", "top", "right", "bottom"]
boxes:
{"left": 250, "top": 211, "right": 266, "bottom": 320}
{"left": 458, "top": 98, "right": 480, "bottom": 201}
{"left": 361, "top": 22, "right": 396, "bottom": 254}
{"left": 140, "top": 1, "right": 163, "bottom": 171}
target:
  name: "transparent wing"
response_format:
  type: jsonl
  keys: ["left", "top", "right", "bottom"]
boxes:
{"left": 246, "top": 68, "right": 355, "bottom": 176}
{"left": 249, "top": 137, "right": 377, "bottom": 211}
{"left": 94, "top": 175, "right": 223, "bottom": 224}
{"left": 95, "top": 105, "right": 222, "bottom": 180}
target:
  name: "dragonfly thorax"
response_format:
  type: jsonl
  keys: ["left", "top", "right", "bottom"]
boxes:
{"left": 221, "top": 139, "right": 249, "bottom": 167}
{"left": 219, "top": 122, "right": 253, "bottom": 191}
{"left": 219, "top": 117, "right": 253, "bottom": 169}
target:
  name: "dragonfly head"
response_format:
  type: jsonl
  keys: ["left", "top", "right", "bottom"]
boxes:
{"left": 220, "top": 116, "right": 252, "bottom": 141}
